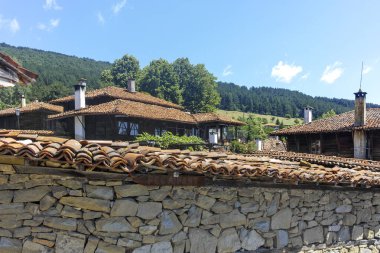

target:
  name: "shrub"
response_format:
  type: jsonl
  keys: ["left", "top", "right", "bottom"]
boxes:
{"left": 136, "top": 131, "right": 204, "bottom": 149}
{"left": 230, "top": 140, "right": 257, "bottom": 154}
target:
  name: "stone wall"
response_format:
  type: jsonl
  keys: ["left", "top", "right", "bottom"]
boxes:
{"left": 0, "top": 163, "right": 380, "bottom": 252}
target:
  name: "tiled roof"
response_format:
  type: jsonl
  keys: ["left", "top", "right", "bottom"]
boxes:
{"left": 273, "top": 108, "right": 380, "bottom": 135}
{"left": 0, "top": 52, "right": 38, "bottom": 86}
{"left": 0, "top": 129, "right": 55, "bottom": 137}
{"left": 0, "top": 102, "right": 64, "bottom": 117}
{"left": 49, "top": 86, "right": 183, "bottom": 109}
{"left": 2, "top": 137, "right": 380, "bottom": 188}
{"left": 48, "top": 99, "right": 196, "bottom": 124}
{"left": 192, "top": 113, "right": 246, "bottom": 126}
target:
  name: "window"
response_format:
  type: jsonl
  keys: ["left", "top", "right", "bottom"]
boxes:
{"left": 155, "top": 128, "right": 161, "bottom": 136}
{"left": 192, "top": 128, "right": 199, "bottom": 137}
{"left": 130, "top": 123, "right": 139, "bottom": 136}
{"left": 118, "top": 121, "right": 128, "bottom": 135}
{"left": 311, "top": 140, "right": 321, "bottom": 154}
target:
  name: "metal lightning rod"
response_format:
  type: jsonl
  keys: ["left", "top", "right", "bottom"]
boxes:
{"left": 360, "top": 61, "right": 364, "bottom": 90}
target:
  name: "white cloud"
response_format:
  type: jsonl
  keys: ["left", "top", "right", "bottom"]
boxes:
{"left": 50, "top": 19, "right": 60, "bottom": 27}
{"left": 222, "top": 65, "right": 233, "bottom": 77}
{"left": 320, "top": 61, "right": 344, "bottom": 84}
{"left": 43, "top": 0, "right": 62, "bottom": 10}
{"left": 112, "top": 0, "right": 127, "bottom": 14}
{"left": 363, "top": 65, "right": 372, "bottom": 75}
{"left": 37, "top": 19, "right": 60, "bottom": 31}
{"left": 9, "top": 18, "right": 20, "bottom": 33}
{"left": 0, "top": 16, "right": 20, "bottom": 33}
{"left": 37, "top": 23, "right": 47, "bottom": 31}
{"left": 271, "top": 61, "right": 303, "bottom": 83}
{"left": 301, "top": 73, "right": 310, "bottom": 80}
{"left": 97, "top": 12, "right": 105, "bottom": 24}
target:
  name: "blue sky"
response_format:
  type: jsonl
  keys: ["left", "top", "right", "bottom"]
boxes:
{"left": 1, "top": 0, "right": 380, "bottom": 103}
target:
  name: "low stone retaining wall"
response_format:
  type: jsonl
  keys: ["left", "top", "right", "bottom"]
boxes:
{"left": 0, "top": 161, "right": 380, "bottom": 252}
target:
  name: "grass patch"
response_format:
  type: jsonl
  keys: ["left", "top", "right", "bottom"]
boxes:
{"left": 217, "top": 110, "right": 301, "bottom": 126}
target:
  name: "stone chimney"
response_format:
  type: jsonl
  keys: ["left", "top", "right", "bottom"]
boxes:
{"left": 304, "top": 106, "right": 313, "bottom": 124}
{"left": 127, "top": 79, "right": 136, "bottom": 93}
{"left": 74, "top": 79, "right": 86, "bottom": 140}
{"left": 353, "top": 89, "right": 367, "bottom": 159}
{"left": 354, "top": 89, "right": 367, "bottom": 126}
{"left": 21, "top": 95, "right": 26, "bottom": 108}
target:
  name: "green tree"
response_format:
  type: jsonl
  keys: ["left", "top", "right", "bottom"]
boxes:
{"left": 238, "top": 115, "right": 267, "bottom": 142}
{"left": 320, "top": 109, "right": 336, "bottom": 119}
{"left": 139, "top": 59, "right": 182, "bottom": 104}
{"left": 110, "top": 54, "right": 140, "bottom": 88}
{"left": 172, "top": 58, "right": 193, "bottom": 90}
{"left": 100, "top": 69, "right": 114, "bottom": 87}
{"left": 173, "top": 59, "right": 220, "bottom": 113}
{"left": 294, "top": 118, "right": 300, "bottom": 124}
{"left": 275, "top": 118, "right": 280, "bottom": 125}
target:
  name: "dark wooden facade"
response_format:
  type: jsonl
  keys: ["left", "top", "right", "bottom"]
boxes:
{"left": 52, "top": 115, "right": 237, "bottom": 143}
{"left": 0, "top": 111, "right": 54, "bottom": 131}
{"left": 53, "top": 115, "right": 198, "bottom": 141}
{"left": 285, "top": 130, "right": 380, "bottom": 160}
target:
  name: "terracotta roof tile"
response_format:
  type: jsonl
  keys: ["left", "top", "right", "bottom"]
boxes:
{"left": 50, "top": 86, "right": 183, "bottom": 109}
{"left": 0, "top": 129, "right": 55, "bottom": 136}
{"left": 48, "top": 99, "right": 196, "bottom": 124}
{"left": 3, "top": 137, "right": 380, "bottom": 188}
{"left": 192, "top": 113, "right": 246, "bottom": 126}
{"left": 273, "top": 108, "right": 380, "bottom": 135}
{"left": 0, "top": 102, "right": 63, "bottom": 117}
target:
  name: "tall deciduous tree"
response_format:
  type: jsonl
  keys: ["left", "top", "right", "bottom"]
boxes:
{"left": 173, "top": 58, "right": 220, "bottom": 113}
{"left": 139, "top": 59, "right": 182, "bottom": 104}
{"left": 109, "top": 54, "right": 140, "bottom": 88}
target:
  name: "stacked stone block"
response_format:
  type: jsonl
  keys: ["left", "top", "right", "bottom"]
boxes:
{"left": 0, "top": 163, "right": 380, "bottom": 252}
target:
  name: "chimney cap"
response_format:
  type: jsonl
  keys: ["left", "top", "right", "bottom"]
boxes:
{"left": 304, "top": 105, "right": 314, "bottom": 110}
{"left": 74, "top": 78, "right": 87, "bottom": 88}
{"left": 354, "top": 89, "right": 367, "bottom": 97}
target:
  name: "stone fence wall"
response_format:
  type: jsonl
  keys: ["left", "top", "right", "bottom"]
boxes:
{"left": 0, "top": 162, "right": 380, "bottom": 252}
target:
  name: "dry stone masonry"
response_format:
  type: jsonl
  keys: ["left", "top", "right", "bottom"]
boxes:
{"left": 0, "top": 164, "right": 380, "bottom": 252}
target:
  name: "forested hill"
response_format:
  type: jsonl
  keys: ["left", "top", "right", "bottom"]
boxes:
{"left": 0, "top": 43, "right": 111, "bottom": 103}
{"left": 217, "top": 82, "right": 380, "bottom": 118}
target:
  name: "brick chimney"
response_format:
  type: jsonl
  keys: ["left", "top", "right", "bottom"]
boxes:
{"left": 304, "top": 106, "right": 313, "bottom": 124}
{"left": 74, "top": 79, "right": 86, "bottom": 140}
{"left": 127, "top": 79, "right": 136, "bottom": 93}
{"left": 354, "top": 89, "right": 367, "bottom": 126}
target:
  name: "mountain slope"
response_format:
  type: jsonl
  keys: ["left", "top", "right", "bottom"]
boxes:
{"left": 217, "top": 82, "right": 380, "bottom": 118}
{"left": 0, "top": 43, "right": 111, "bottom": 89}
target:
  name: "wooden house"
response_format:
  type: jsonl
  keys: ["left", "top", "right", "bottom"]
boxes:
{"left": 0, "top": 101, "right": 63, "bottom": 130}
{"left": 0, "top": 52, "right": 38, "bottom": 87}
{"left": 48, "top": 80, "right": 244, "bottom": 142}
{"left": 273, "top": 90, "right": 380, "bottom": 160}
